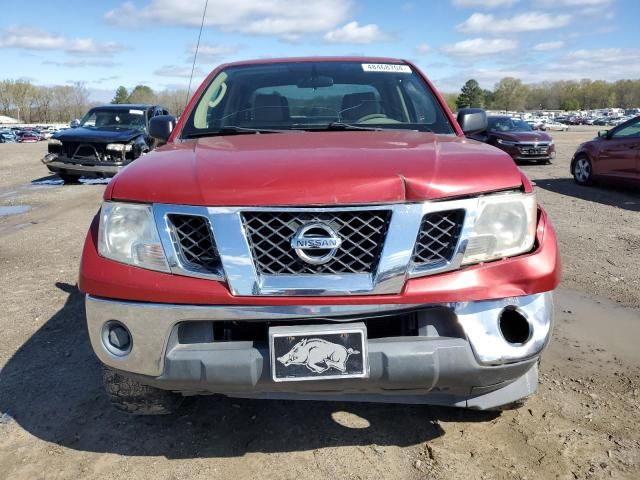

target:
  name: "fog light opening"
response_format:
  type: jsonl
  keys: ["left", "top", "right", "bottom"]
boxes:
{"left": 499, "top": 307, "right": 532, "bottom": 345}
{"left": 102, "top": 321, "right": 132, "bottom": 356}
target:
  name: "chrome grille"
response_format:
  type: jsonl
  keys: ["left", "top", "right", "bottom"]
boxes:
{"left": 241, "top": 211, "right": 392, "bottom": 275}
{"left": 412, "top": 210, "right": 465, "bottom": 266}
{"left": 517, "top": 142, "right": 549, "bottom": 155}
{"left": 168, "top": 214, "right": 221, "bottom": 273}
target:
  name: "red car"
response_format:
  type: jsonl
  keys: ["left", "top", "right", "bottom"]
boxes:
{"left": 572, "top": 115, "right": 640, "bottom": 186}
{"left": 79, "top": 57, "right": 560, "bottom": 414}
{"left": 469, "top": 116, "right": 556, "bottom": 164}
{"left": 17, "top": 131, "right": 40, "bottom": 143}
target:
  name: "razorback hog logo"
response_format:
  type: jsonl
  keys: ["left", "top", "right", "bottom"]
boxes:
{"left": 277, "top": 338, "right": 360, "bottom": 374}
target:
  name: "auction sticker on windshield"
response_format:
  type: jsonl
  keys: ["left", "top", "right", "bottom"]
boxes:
{"left": 362, "top": 64, "right": 412, "bottom": 73}
{"left": 129, "top": 109, "right": 144, "bottom": 115}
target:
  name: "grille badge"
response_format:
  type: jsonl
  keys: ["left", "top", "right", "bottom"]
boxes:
{"left": 290, "top": 223, "right": 342, "bottom": 265}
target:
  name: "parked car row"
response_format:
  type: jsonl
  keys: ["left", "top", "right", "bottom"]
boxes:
{"left": 0, "top": 125, "right": 62, "bottom": 142}
{"left": 467, "top": 112, "right": 640, "bottom": 188}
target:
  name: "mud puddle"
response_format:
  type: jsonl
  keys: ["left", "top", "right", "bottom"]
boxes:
{"left": 0, "top": 205, "right": 31, "bottom": 217}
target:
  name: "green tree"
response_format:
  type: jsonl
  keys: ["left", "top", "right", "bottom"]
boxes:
{"left": 441, "top": 93, "right": 459, "bottom": 112}
{"left": 456, "top": 79, "right": 483, "bottom": 109}
{"left": 493, "top": 77, "right": 529, "bottom": 111}
{"left": 127, "top": 85, "right": 156, "bottom": 104}
{"left": 111, "top": 86, "right": 129, "bottom": 104}
{"left": 560, "top": 98, "right": 580, "bottom": 111}
{"left": 482, "top": 89, "right": 494, "bottom": 109}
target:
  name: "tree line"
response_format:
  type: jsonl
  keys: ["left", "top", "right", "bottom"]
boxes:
{"left": 0, "top": 79, "right": 190, "bottom": 124}
{"left": 448, "top": 78, "right": 640, "bottom": 112}
{"left": 110, "top": 85, "right": 190, "bottom": 117}
{"left": 0, "top": 79, "right": 90, "bottom": 123}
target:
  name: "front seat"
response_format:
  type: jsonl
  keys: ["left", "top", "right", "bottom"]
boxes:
{"left": 340, "top": 92, "right": 380, "bottom": 122}
{"left": 253, "top": 93, "right": 290, "bottom": 123}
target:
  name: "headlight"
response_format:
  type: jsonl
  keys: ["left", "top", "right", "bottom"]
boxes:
{"left": 48, "top": 139, "right": 62, "bottom": 146}
{"left": 548, "top": 140, "right": 554, "bottom": 146}
{"left": 106, "top": 143, "right": 133, "bottom": 152}
{"left": 496, "top": 139, "right": 517, "bottom": 146}
{"left": 462, "top": 192, "right": 537, "bottom": 265}
{"left": 98, "top": 202, "right": 169, "bottom": 272}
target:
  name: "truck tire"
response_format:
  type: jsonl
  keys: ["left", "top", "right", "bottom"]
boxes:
{"left": 102, "top": 366, "right": 182, "bottom": 415}
{"left": 58, "top": 173, "right": 81, "bottom": 184}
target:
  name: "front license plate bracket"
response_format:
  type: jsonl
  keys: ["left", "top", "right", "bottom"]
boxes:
{"left": 269, "top": 322, "right": 369, "bottom": 382}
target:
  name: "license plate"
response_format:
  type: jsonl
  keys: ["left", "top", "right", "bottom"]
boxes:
{"left": 523, "top": 148, "right": 545, "bottom": 154}
{"left": 269, "top": 323, "right": 368, "bottom": 382}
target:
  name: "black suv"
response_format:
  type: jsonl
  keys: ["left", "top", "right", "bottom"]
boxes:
{"left": 42, "top": 104, "right": 170, "bottom": 183}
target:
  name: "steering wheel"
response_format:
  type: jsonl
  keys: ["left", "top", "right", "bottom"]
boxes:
{"left": 355, "top": 113, "right": 388, "bottom": 123}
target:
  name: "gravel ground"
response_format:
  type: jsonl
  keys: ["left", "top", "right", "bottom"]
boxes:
{"left": 0, "top": 128, "right": 638, "bottom": 480}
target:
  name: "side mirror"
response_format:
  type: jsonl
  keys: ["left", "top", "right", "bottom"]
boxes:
{"left": 597, "top": 130, "right": 610, "bottom": 139}
{"left": 149, "top": 115, "right": 177, "bottom": 143}
{"left": 70, "top": 119, "right": 80, "bottom": 128}
{"left": 457, "top": 108, "right": 488, "bottom": 135}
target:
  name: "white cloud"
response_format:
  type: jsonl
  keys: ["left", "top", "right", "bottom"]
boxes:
{"left": 0, "top": 26, "right": 125, "bottom": 55}
{"left": 457, "top": 12, "right": 571, "bottom": 33}
{"left": 442, "top": 37, "right": 518, "bottom": 57}
{"left": 106, "top": 0, "right": 353, "bottom": 40}
{"left": 452, "top": 0, "right": 518, "bottom": 7}
{"left": 533, "top": 41, "right": 564, "bottom": 51}
{"left": 415, "top": 43, "right": 431, "bottom": 55}
{"left": 323, "top": 21, "right": 387, "bottom": 44}
{"left": 566, "top": 48, "right": 638, "bottom": 63}
{"left": 154, "top": 65, "right": 204, "bottom": 78}
{"left": 43, "top": 59, "right": 120, "bottom": 68}
{"left": 186, "top": 43, "right": 239, "bottom": 61}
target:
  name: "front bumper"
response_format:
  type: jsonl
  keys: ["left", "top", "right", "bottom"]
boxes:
{"left": 42, "top": 154, "right": 125, "bottom": 178}
{"left": 86, "top": 292, "right": 553, "bottom": 409}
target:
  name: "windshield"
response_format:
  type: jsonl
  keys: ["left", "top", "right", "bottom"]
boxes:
{"left": 181, "top": 61, "right": 454, "bottom": 137}
{"left": 488, "top": 117, "right": 532, "bottom": 132}
{"left": 79, "top": 107, "right": 148, "bottom": 131}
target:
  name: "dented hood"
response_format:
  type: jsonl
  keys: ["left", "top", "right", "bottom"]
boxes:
{"left": 108, "top": 131, "right": 523, "bottom": 205}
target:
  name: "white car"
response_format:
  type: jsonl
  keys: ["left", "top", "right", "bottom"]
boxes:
{"left": 542, "top": 120, "right": 568, "bottom": 131}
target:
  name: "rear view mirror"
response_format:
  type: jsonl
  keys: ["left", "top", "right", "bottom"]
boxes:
{"left": 149, "top": 115, "right": 177, "bottom": 143}
{"left": 457, "top": 108, "right": 488, "bottom": 135}
{"left": 297, "top": 75, "right": 334, "bottom": 89}
{"left": 70, "top": 119, "right": 80, "bottom": 128}
{"left": 598, "top": 130, "right": 610, "bottom": 139}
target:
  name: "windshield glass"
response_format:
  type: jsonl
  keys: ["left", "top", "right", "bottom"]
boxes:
{"left": 181, "top": 61, "right": 454, "bottom": 137}
{"left": 79, "top": 107, "right": 147, "bottom": 131}
{"left": 488, "top": 117, "right": 532, "bottom": 132}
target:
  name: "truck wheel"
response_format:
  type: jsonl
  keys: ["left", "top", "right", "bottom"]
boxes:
{"left": 58, "top": 173, "right": 80, "bottom": 184}
{"left": 573, "top": 156, "right": 593, "bottom": 185}
{"left": 102, "top": 366, "right": 182, "bottom": 415}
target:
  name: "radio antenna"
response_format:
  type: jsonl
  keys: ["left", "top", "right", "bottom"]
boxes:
{"left": 185, "top": 0, "right": 209, "bottom": 112}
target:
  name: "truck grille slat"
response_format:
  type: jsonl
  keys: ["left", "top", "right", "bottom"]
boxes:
{"left": 241, "top": 211, "right": 392, "bottom": 275}
{"left": 168, "top": 215, "right": 221, "bottom": 273}
{"left": 412, "top": 210, "right": 465, "bottom": 266}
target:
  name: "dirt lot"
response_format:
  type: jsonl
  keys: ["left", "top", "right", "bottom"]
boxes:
{"left": 0, "top": 127, "right": 638, "bottom": 480}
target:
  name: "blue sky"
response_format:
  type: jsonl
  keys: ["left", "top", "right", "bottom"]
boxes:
{"left": 0, "top": 0, "right": 637, "bottom": 101}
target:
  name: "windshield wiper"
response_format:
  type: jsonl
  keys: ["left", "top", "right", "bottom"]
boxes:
{"left": 184, "top": 126, "right": 292, "bottom": 138}
{"left": 321, "top": 122, "right": 384, "bottom": 131}
{"left": 298, "top": 122, "right": 427, "bottom": 132}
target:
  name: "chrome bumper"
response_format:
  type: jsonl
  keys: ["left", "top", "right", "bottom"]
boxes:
{"left": 86, "top": 292, "right": 552, "bottom": 393}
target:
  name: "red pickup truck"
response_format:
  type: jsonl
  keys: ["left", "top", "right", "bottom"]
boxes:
{"left": 79, "top": 57, "right": 560, "bottom": 414}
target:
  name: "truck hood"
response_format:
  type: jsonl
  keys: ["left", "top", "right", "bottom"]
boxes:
{"left": 54, "top": 127, "right": 143, "bottom": 144}
{"left": 108, "top": 131, "right": 524, "bottom": 205}
{"left": 493, "top": 130, "right": 552, "bottom": 143}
